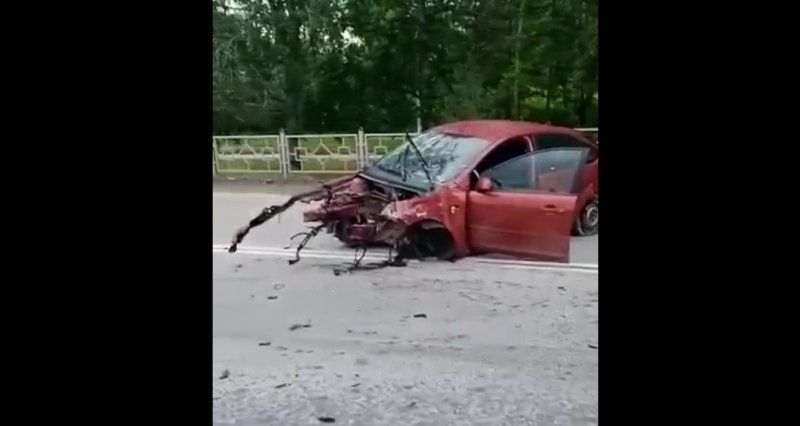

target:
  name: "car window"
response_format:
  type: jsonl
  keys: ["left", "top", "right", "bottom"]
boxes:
{"left": 483, "top": 152, "right": 533, "bottom": 190}
{"left": 484, "top": 148, "right": 588, "bottom": 193}
{"left": 535, "top": 133, "right": 595, "bottom": 164}
{"left": 534, "top": 133, "right": 584, "bottom": 150}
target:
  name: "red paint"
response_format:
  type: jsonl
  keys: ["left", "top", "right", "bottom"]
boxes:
{"left": 467, "top": 190, "right": 576, "bottom": 262}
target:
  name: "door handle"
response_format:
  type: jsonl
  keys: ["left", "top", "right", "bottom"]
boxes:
{"left": 541, "top": 204, "right": 565, "bottom": 213}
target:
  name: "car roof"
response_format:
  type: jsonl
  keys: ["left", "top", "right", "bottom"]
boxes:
{"left": 431, "top": 120, "right": 586, "bottom": 144}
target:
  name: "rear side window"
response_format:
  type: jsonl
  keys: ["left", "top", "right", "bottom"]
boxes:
{"left": 534, "top": 133, "right": 596, "bottom": 163}
{"left": 534, "top": 133, "right": 584, "bottom": 150}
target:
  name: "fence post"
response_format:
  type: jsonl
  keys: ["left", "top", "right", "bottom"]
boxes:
{"left": 357, "top": 127, "right": 366, "bottom": 168}
{"left": 279, "top": 129, "right": 289, "bottom": 178}
{"left": 212, "top": 138, "right": 219, "bottom": 176}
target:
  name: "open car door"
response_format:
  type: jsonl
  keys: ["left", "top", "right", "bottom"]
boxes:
{"left": 466, "top": 148, "right": 588, "bottom": 262}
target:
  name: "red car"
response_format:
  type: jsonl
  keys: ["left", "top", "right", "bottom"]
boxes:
{"left": 295, "top": 120, "right": 599, "bottom": 263}
{"left": 229, "top": 120, "right": 598, "bottom": 264}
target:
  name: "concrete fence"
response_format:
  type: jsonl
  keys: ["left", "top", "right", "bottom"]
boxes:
{"left": 212, "top": 127, "right": 598, "bottom": 177}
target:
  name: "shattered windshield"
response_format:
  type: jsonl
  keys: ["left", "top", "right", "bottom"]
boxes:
{"left": 371, "top": 132, "right": 489, "bottom": 187}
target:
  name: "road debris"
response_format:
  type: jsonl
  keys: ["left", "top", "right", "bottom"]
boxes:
{"left": 289, "top": 323, "right": 312, "bottom": 331}
{"left": 286, "top": 224, "right": 325, "bottom": 265}
{"left": 227, "top": 174, "right": 461, "bottom": 274}
{"left": 258, "top": 341, "right": 271, "bottom": 346}
{"left": 588, "top": 343, "right": 598, "bottom": 350}
{"left": 274, "top": 383, "right": 290, "bottom": 389}
{"left": 219, "top": 370, "right": 230, "bottom": 380}
{"left": 267, "top": 296, "right": 278, "bottom": 300}
{"left": 273, "top": 284, "right": 285, "bottom": 290}
{"left": 413, "top": 313, "right": 428, "bottom": 318}
{"left": 317, "top": 417, "right": 336, "bottom": 423}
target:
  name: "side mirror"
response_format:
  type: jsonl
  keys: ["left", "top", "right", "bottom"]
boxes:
{"left": 476, "top": 176, "right": 493, "bottom": 192}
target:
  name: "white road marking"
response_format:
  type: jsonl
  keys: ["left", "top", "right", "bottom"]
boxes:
{"left": 213, "top": 244, "right": 598, "bottom": 274}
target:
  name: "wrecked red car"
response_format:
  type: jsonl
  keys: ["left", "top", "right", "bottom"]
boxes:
{"left": 230, "top": 120, "right": 598, "bottom": 265}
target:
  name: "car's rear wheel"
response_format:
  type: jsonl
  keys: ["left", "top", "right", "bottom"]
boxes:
{"left": 573, "top": 197, "right": 598, "bottom": 236}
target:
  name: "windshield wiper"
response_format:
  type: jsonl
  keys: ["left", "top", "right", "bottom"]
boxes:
{"left": 404, "top": 131, "right": 434, "bottom": 191}
{"left": 401, "top": 145, "right": 409, "bottom": 181}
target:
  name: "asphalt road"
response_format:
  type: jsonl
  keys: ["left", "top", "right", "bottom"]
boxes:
{"left": 212, "top": 187, "right": 599, "bottom": 265}
{"left": 213, "top": 185, "right": 598, "bottom": 425}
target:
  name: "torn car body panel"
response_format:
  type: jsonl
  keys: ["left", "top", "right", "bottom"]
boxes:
{"left": 377, "top": 183, "right": 470, "bottom": 258}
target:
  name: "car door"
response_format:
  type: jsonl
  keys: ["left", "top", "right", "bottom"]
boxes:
{"left": 466, "top": 148, "right": 588, "bottom": 262}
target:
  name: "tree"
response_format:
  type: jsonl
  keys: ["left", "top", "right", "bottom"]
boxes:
{"left": 212, "top": 0, "right": 598, "bottom": 134}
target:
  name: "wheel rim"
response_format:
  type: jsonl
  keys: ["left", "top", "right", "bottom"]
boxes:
{"left": 583, "top": 202, "right": 599, "bottom": 229}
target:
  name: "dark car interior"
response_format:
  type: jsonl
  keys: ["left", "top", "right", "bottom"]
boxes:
{"left": 470, "top": 137, "right": 530, "bottom": 187}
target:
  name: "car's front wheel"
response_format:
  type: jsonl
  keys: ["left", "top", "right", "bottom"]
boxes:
{"left": 573, "top": 197, "right": 598, "bottom": 236}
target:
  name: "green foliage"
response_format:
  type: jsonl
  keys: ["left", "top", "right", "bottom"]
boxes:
{"left": 212, "top": 0, "right": 597, "bottom": 134}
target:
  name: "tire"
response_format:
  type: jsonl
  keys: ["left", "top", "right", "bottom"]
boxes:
{"left": 399, "top": 225, "right": 456, "bottom": 261}
{"left": 573, "top": 197, "right": 598, "bottom": 236}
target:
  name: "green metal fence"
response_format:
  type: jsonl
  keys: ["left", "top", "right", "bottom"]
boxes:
{"left": 213, "top": 127, "right": 598, "bottom": 176}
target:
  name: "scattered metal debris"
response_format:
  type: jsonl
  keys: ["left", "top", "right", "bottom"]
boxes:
{"left": 289, "top": 323, "right": 312, "bottom": 331}
{"left": 588, "top": 343, "right": 598, "bottom": 350}
{"left": 227, "top": 174, "right": 463, "bottom": 273}
{"left": 413, "top": 313, "right": 427, "bottom": 319}
{"left": 351, "top": 383, "right": 360, "bottom": 388}
{"left": 267, "top": 296, "right": 278, "bottom": 300}
{"left": 219, "top": 370, "right": 230, "bottom": 380}
{"left": 228, "top": 180, "right": 346, "bottom": 254}
{"left": 405, "top": 401, "right": 417, "bottom": 409}
{"left": 317, "top": 417, "right": 336, "bottom": 423}
{"left": 258, "top": 341, "right": 271, "bottom": 346}
{"left": 274, "top": 383, "right": 290, "bottom": 389}
{"left": 285, "top": 224, "right": 325, "bottom": 265}
{"left": 332, "top": 245, "right": 407, "bottom": 276}
{"left": 558, "top": 286, "right": 567, "bottom": 291}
